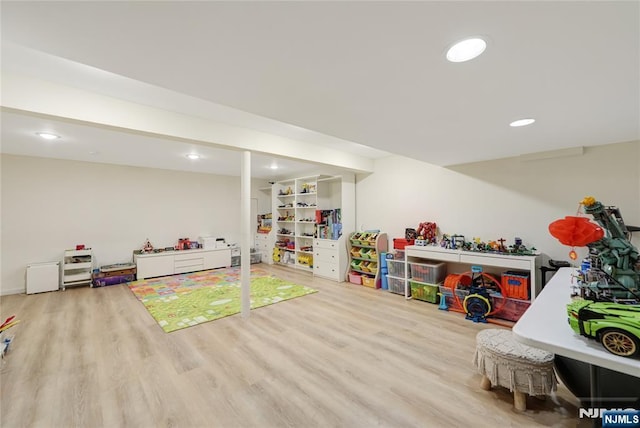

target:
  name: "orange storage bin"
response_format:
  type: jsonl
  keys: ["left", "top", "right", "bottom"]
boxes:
{"left": 501, "top": 271, "right": 530, "bottom": 300}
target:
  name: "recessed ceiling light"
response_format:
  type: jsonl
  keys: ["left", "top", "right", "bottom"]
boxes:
{"left": 446, "top": 37, "right": 487, "bottom": 63}
{"left": 269, "top": 164, "right": 279, "bottom": 170}
{"left": 186, "top": 153, "right": 201, "bottom": 160}
{"left": 36, "top": 132, "right": 60, "bottom": 140}
{"left": 510, "top": 118, "right": 536, "bottom": 127}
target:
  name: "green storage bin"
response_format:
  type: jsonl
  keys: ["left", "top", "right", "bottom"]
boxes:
{"left": 410, "top": 280, "right": 440, "bottom": 303}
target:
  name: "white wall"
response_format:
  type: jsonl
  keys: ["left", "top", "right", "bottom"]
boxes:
{"left": 0, "top": 154, "right": 271, "bottom": 295}
{"left": 3, "top": 141, "right": 638, "bottom": 294}
{"left": 356, "top": 141, "right": 640, "bottom": 263}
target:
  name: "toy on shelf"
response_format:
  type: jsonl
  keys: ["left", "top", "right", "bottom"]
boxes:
{"left": 438, "top": 233, "right": 537, "bottom": 256}
{"left": 551, "top": 196, "right": 640, "bottom": 358}
{"left": 142, "top": 238, "right": 154, "bottom": 253}
{"left": 416, "top": 221, "right": 437, "bottom": 245}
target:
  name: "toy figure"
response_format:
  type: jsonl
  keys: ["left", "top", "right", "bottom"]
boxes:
{"left": 451, "top": 234, "right": 465, "bottom": 250}
{"left": 416, "top": 222, "right": 437, "bottom": 244}
{"left": 143, "top": 239, "right": 153, "bottom": 253}
{"left": 582, "top": 197, "right": 639, "bottom": 292}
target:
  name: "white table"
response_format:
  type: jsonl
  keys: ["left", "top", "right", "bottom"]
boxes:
{"left": 513, "top": 267, "right": 640, "bottom": 377}
{"left": 404, "top": 245, "right": 541, "bottom": 300}
{"left": 513, "top": 267, "right": 639, "bottom": 420}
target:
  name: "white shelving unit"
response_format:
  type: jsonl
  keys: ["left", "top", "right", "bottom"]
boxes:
{"left": 272, "top": 174, "right": 355, "bottom": 280}
{"left": 62, "top": 249, "right": 93, "bottom": 290}
{"left": 273, "top": 178, "right": 297, "bottom": 268}
{"left": 404, "top": 245, "right": 541, "bottom": 300}
{"left": 273, "top": 177, "right": 317, "bottom": 272}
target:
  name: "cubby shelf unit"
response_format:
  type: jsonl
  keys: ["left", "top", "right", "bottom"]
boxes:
{"left": 271, "top": 174, "right": 355, "bottom": 281}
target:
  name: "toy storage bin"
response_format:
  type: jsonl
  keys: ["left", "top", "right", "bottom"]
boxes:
{"left": 360, "top": 261, "right": 377, "bottom": 273}
{"left": 386, "top": 275, "right": 407, "bottom": 295}
{"left": 409, "top": 261, "right": 446, "bottom": 284}
{"left": 492, "top": 296, "right": 531, "bottom": 321}
{"left": 387, "top": 259, "right": 406, "bottom": 277}
{"left": 393, "top": 238, "right": 414, "bottom": 250}
{"left": 93, "top": 274, "right": 135, "bottom": 287}
{"left": 348, "top": 272, "right": 362, "bottom": 285}
{"left": 409, "top": 280, "right": 439, "bottom": 303}
{"left": 361, "top": 275, "right": 376, "bottom": 288}
{"left": 438, "top": 284, "right": 470, "bottom": 310}
{"left": 501, "top": 271, "right": 530, "bottom": 300}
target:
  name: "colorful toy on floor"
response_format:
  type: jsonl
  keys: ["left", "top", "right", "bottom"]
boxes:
{"left": 438, "top": 293, "right": 448, "bottom": 311}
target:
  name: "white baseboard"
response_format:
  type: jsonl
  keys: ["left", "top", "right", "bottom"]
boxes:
{"left": 1, "top": 287, "right": 25, "bottom": 296}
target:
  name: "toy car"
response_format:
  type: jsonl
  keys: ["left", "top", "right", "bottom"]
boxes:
{"left": 567, "top": 299, "right": 640, "bottom": 358}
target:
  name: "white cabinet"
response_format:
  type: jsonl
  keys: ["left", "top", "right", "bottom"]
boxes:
{"left": 404, "top": 245, "right": 541, "bottom": 300}
{"left": 62, "top": 249, "right": 93, "bottom": 290}
{"left": 253, "top": 233, "right": 271, "bottom": 265}
{"left": 314, "top": 238, "right": 343, "bottom": 281}
{"left": 26, "top": 261, "right": 60, "bottom": 294}
{"left": 174, "top": 252, "right": 205, "bottom": 274}
{"left": 203, "top": 249, "right": 233, "bottom": 270}
{"left": 134, "top": 248, "right": 232, "bottom": 280}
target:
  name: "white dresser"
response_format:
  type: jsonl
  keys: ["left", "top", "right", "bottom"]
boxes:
{"left": 254, "top": 233, "right": 272, "bottom": 265}
{"left": 134, "top": 248, "right": 232, "bottom": 280}
{"left": 313, "top": 238, "right": 345, "bottom": 281}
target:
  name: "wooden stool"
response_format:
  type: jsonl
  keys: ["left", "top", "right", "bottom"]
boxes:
{"left": 473, "top": 329, "right": 557, "bottom": 411}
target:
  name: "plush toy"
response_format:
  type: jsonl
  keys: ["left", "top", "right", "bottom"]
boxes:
{"left": 272, "top": 247, "right": 281, "bottom": 263}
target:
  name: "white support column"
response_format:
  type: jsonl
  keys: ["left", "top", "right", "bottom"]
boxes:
{"left": 241, "top": 151, "right": 251, "bottom": 318}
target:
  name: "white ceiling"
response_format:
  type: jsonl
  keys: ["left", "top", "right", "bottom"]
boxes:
{"left": 1, "top": 1, "right": 639, "bottom": 176}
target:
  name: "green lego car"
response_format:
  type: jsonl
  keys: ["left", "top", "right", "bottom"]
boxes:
{"left": 567, "top": 300, "right": 640, "bottom": 358}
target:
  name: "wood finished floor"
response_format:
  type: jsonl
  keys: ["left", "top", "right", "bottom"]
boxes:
{"left": 1, "top": 264, "right": 582, "bottom": 428}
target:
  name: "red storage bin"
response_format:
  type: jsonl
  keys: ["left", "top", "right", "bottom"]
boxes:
{"left": 393, "top": 238, "right": 415, "bottom": 249}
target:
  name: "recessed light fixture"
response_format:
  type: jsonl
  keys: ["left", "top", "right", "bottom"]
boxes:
{"left": 269, "top": 164, "right": 279, "bottom": 170}
{"left": 186, "top": 153, "right": 201, "bottom": 160}
{"left": 510, "top": 118, "right": 536, "bottom": 127}
{"left": 446, "top": 37, "right": 487, "bottom": 63}
{"left": 36, "top": 132, "right": 60, "bottom": 140}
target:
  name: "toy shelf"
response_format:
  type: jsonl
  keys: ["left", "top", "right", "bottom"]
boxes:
{"left": 404, "top": 245, "right": 541, "bottom": 305}
{"left": 346, "top": 231, "right": 388, "bottom": 289}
